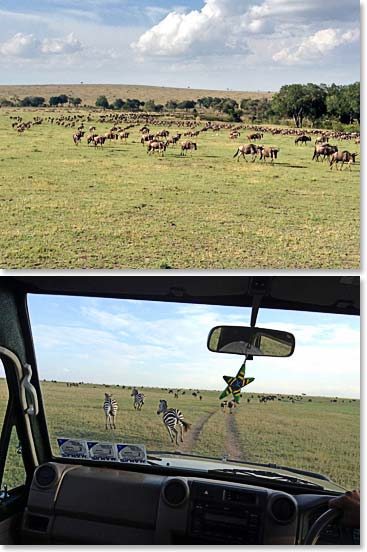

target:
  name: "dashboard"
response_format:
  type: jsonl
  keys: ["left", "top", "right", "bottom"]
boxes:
{"left": 21, "top": 462, "right": 357, "bottom": 545}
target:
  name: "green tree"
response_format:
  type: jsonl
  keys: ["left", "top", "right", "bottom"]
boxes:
{"left": 95, "top": 95, "right": 109, "bottom": 109}
{"left": 165, "top": 100, "right": 178, "bottom": 110}
{"left": 177, "top": 100, "right": 196, "bottom": 109}
{"left": 113, "top": 98, "right": 125, "bottom": 110}
{"left": 49, "top": 96, "right": 60, "bottom": 106}
{"left": 69, "top": 97, "right": 82, "bottom": 106}
{"left": 272, "top": 84, "right": 327, "bottom": 127}
{"left": 20, "top": 96, "right": 45, "bottom": 107}
{"left": 58, "top": 94, "right": 69, "bottom": 105}
{"left": 326, "top": 82, "right": 360, "bottom": 124}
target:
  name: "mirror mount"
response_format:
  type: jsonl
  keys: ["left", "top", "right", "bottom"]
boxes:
{"left": 250, "top": 294, "right": 262, "bottom": 328}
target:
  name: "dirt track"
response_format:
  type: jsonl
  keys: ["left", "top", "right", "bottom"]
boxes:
{"left": 224, "top": 411, "right": 243, "bottom": 460}
{"left": 179, "top": 409, "right": 217, "bottom": 454}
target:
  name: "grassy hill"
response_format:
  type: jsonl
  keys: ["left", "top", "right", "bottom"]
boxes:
{"left": 0, "top": 83, "right": 273, "bottom": 105}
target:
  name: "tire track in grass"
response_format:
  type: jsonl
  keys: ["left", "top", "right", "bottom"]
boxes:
{"left": 224, "top": 411, "right": 243, "bottom": 461}
{"left": 179, "top": 409, "right": 217, "bottom": 454}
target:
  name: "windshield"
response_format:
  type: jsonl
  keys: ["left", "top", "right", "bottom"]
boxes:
{"left": 27, "top": 294, "right": 359, "bottom": 489}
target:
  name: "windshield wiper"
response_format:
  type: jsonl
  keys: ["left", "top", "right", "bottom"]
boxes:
{"left": 208, "top": 468, "right": 325, "bottom": 489}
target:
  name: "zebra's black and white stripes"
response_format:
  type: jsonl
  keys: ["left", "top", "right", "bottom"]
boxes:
{"left": 103, "top": 393, "right": 118, "bottom": 429}
{"left": 157, "top": 399, "right": 191, "bottom": 445}
{"left": 131, "top": 388, "right": 145, "bottom": 410}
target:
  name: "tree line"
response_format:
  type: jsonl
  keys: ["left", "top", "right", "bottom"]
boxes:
{"left": 0, "top": 82, "right": 359, "bottom": 128}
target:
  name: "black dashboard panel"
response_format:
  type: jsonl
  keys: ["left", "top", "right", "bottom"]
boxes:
{"left": 21, "top": 463, "right": 355, "bottom": 545}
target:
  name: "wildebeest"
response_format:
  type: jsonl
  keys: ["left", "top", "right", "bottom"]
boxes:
{"left": 257, "top": 145, "right": 279, "bottom": 163}
{"left": 295, "top": 135, "right": 311, "bottom": 145}
{"left": 315, "top": 136, "right": 329, "bottom": 145}
{"left": 312, "top": 144, "right": 338, "bottom": 162}
{"left": 181, "top": 141, "right": 197, "bottom": 155}
{"left": 247, "top": 132, "right": 263, "bottom": 140}
{"left": 73, "top": 130, "right": 84, "bottom": 145}
{"left": 93, "top": 135, "right": 106, "bottom": 147}
{"left": 147, "top": 140, "right": 166, "bottom": 155}
{"left": 233, "top": 143, "right": 257, "bottom": 162}
{"left": 330, "top": 151, "right": 357, "bottom": 171}
{"left": 141, "top": 134, "right": 154, "bottom": 145}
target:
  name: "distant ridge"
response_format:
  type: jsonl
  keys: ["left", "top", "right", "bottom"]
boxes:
{"left": 0, "top": 83, "right": 273, "bottom": 105}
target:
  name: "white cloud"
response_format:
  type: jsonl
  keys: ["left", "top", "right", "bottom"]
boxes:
{"left": 40, "top": 32, "right": 83, "bottom": 55}
{"left": 273, "top": 27, "right": 360, "bottom": 64}
{"left": 132, "top": 0, "right": 252, "bottom": 57}
{"left": 0, "top": 31, "right": 83, "bottom": 58}
{"left": 0, "top": 32, "right": 40, "bottom": 57}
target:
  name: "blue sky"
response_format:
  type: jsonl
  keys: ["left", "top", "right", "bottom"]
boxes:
{"left": 27, "top": 294, "right": 360, "bottom": 398}
{"left": 0, "top": 0, "right": 360, "bottom": 89}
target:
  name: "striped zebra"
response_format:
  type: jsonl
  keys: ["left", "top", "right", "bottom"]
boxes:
{"left": 131, "top": 388, "right": 145, "bottom": 410}
{"left": 157, "top": 399, "right": 191, "bottom": 446}
{"left": 103, "top": 393, "right": 118, "bottom": 429}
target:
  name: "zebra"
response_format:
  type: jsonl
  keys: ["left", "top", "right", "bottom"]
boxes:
{"left": 157, "top": 400, "right": 191, "bottom": 446}
{"left": 103, "top": 393, "right": 118, "bottom": 429}
{"left": 131, "top": 388, "right": 145, "bottom": 410}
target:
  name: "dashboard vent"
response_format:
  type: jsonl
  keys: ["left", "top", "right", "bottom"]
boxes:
{"left": 270, "top": 496, "right": 296, "bottom": 524}
{"left": 162, "top": 479, "right": 189, "bottom": 507}
{"left": 35, "top": 465, "right": 57, "bottom": 488}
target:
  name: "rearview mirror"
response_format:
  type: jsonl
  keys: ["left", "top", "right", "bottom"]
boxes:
{"left": 207, "top": 326, "right": 295, "bottom": 357}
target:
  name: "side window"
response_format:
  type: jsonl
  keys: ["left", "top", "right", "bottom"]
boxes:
{"left": 0, "top": 360, "right": 26, "bottom": 492}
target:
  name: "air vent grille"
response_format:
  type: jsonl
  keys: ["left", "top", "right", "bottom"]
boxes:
{"left": 35, "top": 465, "right": 57, "bottom": 487}
{"left": 163, "top": 479, "right": 188, "bottom": 507}
{"left": 270, "top": 497, "right": 296, "bottom": 524}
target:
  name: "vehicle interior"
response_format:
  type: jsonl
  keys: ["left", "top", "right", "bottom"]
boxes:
{"left": 0, "top": 276, "right": 360, "bottom": 545}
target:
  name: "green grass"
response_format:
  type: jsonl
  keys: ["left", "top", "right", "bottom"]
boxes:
{"left": 0, "top": 109, "right": 359, "bottom": 268}
{"left": 0, "top": 379, "right": 360, "bottom": 490}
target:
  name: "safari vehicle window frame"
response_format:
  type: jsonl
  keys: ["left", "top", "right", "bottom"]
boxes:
{"left": 0, "top": 360, "right": 33, "bottom": 519}
{"left": 22, "top": 289, "right": 351, "bottom": 499}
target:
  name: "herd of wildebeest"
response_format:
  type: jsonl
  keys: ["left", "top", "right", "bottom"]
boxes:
{"left": 10, "top": 110, "right": 360, "bottom": 170}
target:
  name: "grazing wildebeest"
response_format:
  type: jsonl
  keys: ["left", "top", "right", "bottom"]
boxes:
{"left": 181, "top": 141, "right": 197, "bottom": 155}
{"left": 330, "top": 151, "right": 357, "bottom": 171}
{"left": 166, "top": 134, "right": 181, "bottom": 146}
{"left": 315, "top": 136, "right": 329, "bottom": 145}
{"left": 141, "top": 134, "right": 154, "bottom": 145}
{"left": 119, "top": 131, "right": 129, "bottom": 142}
{"left": 93, "top": 135, "right": 106, "bottom": 147}
{"left": 220, "top": 400, "right": 227, "bottom": 412}
{"left": 73, "top": 130, "right": 84, "bottom": 145}
{"left": 312, "top": 144, "right": 338, "bottom": 162}
{"left": 147, "top": 140, "right": 166, "bottom": 155}
{"left": 87, "top": 133, "right": 98, "bottom": 145}
{"left": 295, "top": 135, "right": 311, "bottom": 145}
{"left": 257, "top": 145, "right": 279, "bottom": 163}
{"left": 247, "top": 132, "right": 263, "bottom": 140}
{"left": 233, "top": 143, "right": 257, "bottom": 162}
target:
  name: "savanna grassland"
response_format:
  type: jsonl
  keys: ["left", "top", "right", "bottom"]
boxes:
{"left": 0, "top": 379, "right": 360, "bottom": 490}
{"left": 0, "top": 84, "right": 272, "bottom": 106}
{"left": 0, "top": 107, "right": 360, "bottom": 269}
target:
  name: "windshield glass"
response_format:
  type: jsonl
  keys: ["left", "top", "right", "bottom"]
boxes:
{"left": 28, "top": 294, "right": 359, "bottom": 489}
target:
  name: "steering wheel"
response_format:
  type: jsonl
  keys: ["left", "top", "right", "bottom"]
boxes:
{"left": 303, "top": 508, "right": 342, "bottom": 545}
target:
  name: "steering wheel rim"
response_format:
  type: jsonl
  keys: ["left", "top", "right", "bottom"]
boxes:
{"left": 303, "top": 508, "right": 342, "bottom": 545}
